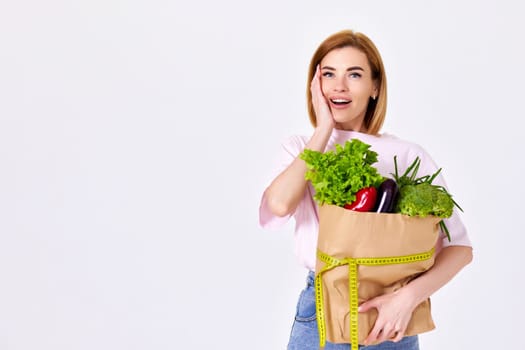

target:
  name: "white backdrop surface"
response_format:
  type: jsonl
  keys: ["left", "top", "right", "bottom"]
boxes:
{"left": 1, "top": 1, "right": 523, "bottom": 349}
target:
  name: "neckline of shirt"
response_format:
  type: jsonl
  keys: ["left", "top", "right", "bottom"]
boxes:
{"left": 331, "top": 128, "right": 390, "bottom": 140}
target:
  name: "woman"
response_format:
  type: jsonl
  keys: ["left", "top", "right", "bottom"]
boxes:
{"left": 259, "top": 29, "right": 473, "bottom": 349}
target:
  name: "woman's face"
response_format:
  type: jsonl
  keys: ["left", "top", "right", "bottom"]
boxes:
{"left": 320, "top": 46, "right": 378, "bottom": 131}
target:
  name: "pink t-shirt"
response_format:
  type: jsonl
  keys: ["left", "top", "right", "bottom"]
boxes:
{"left": 259, "top": 129, "right": 472, "bottom": 271}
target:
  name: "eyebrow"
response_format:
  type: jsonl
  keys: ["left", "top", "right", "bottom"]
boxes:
{"left": 321, "top": 66, "right": 365, "bottom": 72}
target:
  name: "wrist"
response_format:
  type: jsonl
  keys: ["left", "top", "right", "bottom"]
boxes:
{"left": 397, "top": 283, "right": 425, "bottom": 310}
{"left": 304, "top": 125, "right": 333, "bottom": 152}
{"left": 314, "top": 124, "right": 333, "bottom": 138}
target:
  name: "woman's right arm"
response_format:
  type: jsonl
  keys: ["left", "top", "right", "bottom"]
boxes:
{"left": 264, "top": 65, "right": 335, "bottom": 217}
{"left": 263, "top": 127, "right": 333, "bottom": 217}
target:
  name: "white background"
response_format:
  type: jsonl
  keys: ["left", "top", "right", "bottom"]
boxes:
{"left": 1, "top": 0, "right": 523, "bottom": 349}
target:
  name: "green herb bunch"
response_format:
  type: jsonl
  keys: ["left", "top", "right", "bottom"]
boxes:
{"left": 392, "top": 156, "right": 463, "bottom": 241}
{"left": 299, "top": 139, "right": 384, "bottom": 207}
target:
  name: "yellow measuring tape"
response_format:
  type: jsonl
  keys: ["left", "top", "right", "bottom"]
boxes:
{"left": 315, "top": 247, "right": 435, "bottom": 348}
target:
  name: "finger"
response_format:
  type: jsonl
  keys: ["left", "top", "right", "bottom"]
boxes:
{"left": 315, "top": 66, "right": 323, "bottom": 96}
{"left": 310, "top": 72, "right": 320, "bottom": 97}
{"left": 358, "top": 299, "right": 377, "bottom": 313}
{"left": 311, "top": 65, "right": 320, "bottom": 84}
{"left": 311, "top": 74, "right": 327, "bottom": 113}
{"left": 357, "top": 303, "right": 367, "bottom": 313}
{"left": 377, "top": 323, "right": 395, "bottom": 343}
{"left": 363, "top": 322, "right": 382, "bottom": 345}
{"left": 312, "top": 70, "right": 321, "bottom": 92}
{"left": 391, "top": 330, "right": 404, "bottom": 343}
{"left": 392, "top": 322, "right": 408, "bottom": 342}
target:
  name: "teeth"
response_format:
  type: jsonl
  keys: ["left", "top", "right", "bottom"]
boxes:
{"left": 332, "top": 99, "right": 350, "bottom": 103}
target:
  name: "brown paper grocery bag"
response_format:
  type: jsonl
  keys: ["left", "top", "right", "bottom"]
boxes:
{"left": 315, "top": 204, "right": 441, "bottom": 346}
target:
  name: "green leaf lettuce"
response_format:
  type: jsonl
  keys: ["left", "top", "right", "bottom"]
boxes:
{"left": 299, "top": 139, "right": 383, "bottom": 207}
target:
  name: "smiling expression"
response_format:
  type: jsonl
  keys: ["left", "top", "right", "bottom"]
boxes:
{"left": 320, "top": 46, "right": 378, "bottom": 131}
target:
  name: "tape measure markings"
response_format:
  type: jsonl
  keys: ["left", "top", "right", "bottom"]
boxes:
{"left": 315, "top": 247, "right": 435, "bottom": 348}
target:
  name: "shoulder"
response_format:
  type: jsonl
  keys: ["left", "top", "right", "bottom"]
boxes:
{"left": 375, "top": 132, "right": 439, "bottom": 170}
{"left": 279, "top": 134, "right": 310, "bottom": 155}
{"left": 379, "top": 132, "right": 421, "bottom": 148}
{"left": 385, "top": 132, "right": 433, "bottom": 152}
{"left": 371, "top": 132, "right": 429, "bottom": 155}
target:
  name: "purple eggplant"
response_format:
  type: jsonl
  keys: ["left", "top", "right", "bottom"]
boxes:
{"left": 374, "top": 178, "right": 399, "bottom": 213}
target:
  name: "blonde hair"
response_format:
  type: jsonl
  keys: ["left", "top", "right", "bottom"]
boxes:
{"left": 306, "top": 30, "right": 387, "bottom": 135}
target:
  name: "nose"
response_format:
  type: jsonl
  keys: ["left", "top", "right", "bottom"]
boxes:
{"left": 333, "top": 77, "right": 348, "bottom": 92}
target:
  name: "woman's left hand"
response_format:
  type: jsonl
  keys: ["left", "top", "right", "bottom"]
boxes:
{"left": 358, "top": 246, "right": 473, "bottom": 345}
{"left": 358, "top": 288, "right": 417, "bottom": 345}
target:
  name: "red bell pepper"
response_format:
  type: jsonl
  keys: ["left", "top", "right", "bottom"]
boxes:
{"left": 344, "top": 187, "right": 377, "bottom": 212}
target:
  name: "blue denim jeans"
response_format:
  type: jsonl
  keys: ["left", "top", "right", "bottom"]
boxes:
{"left": 287, "top": 271, "right": 420, "bottom": 350}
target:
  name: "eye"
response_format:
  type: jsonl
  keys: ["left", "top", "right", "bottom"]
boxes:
{"left": 349, "top": 72, "right": 362, "bottom": 78}
{"left": 322, "top": 71, "right": 334, "bottom": 78}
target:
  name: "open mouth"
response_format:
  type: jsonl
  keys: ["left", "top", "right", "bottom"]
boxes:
{"left": 330, "top": 98, "right": 351, "bottom": 105}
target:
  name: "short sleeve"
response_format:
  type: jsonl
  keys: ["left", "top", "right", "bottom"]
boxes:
{"left": 258, "top": 135, "right": 307, "bottom": 230}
